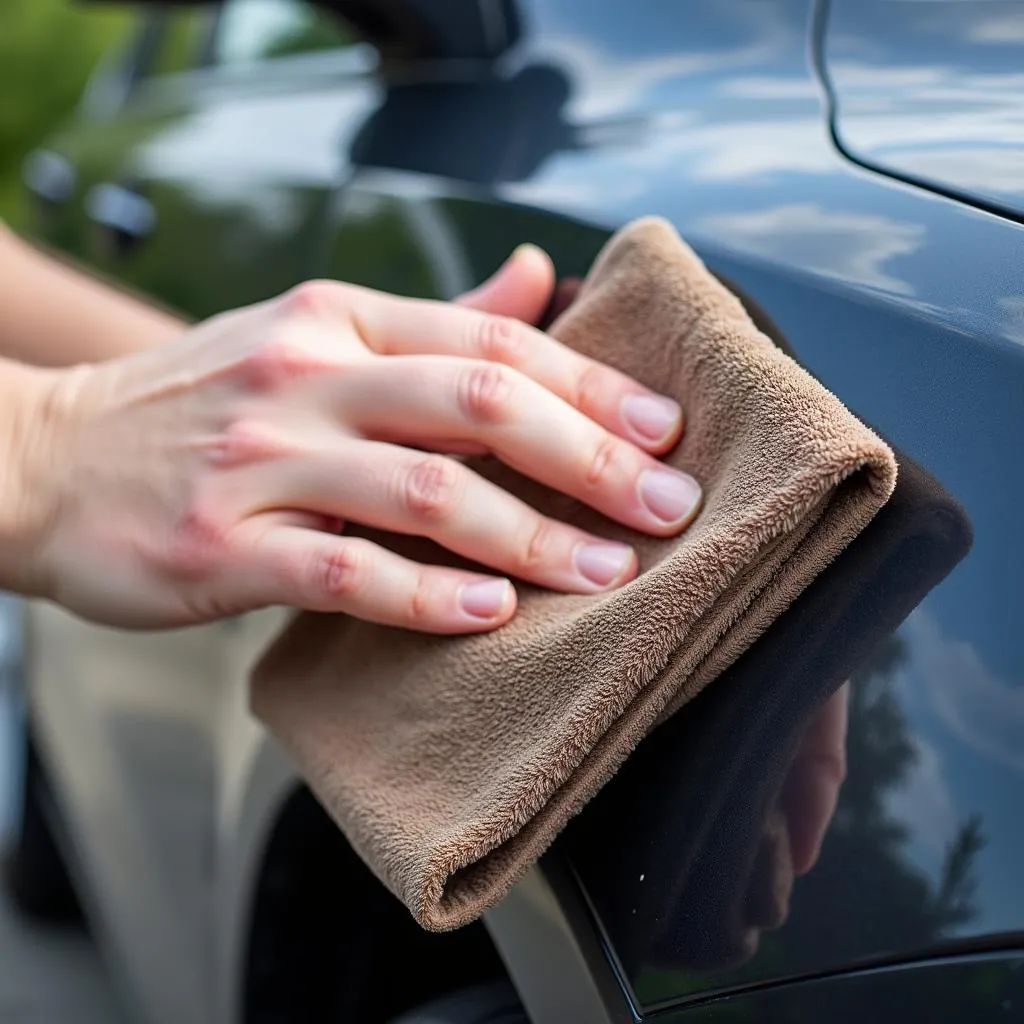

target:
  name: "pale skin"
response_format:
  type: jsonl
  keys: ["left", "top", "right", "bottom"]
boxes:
{"left": 0, "top": 225, "right": 701, "bottom": 632}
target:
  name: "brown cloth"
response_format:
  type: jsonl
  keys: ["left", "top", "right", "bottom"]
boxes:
{"left": 251, "top": 217, "right": 898, "bottom": 931}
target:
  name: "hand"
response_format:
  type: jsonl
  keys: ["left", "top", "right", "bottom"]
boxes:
{"left": 13, "top": 246, "right": 700, "bottom": 631}
{"left": 780, "top": 682, "right": 850, "bottom": 875}
{"left": 725, "top": 683, "right": 850, "bottom": 966}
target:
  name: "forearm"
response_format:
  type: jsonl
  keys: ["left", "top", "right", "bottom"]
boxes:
{"left": 0, "top": 223, "right": 185, "bottom": 367}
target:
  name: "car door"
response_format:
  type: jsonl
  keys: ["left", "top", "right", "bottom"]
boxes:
{"left": 22, "top": 5, "right": 379, "bottom": 1024}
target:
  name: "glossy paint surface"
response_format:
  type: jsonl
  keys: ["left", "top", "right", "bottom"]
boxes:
{"left": 22, "top": 0, "right": 1024, "bottom": 1020}
{"left": 825, "top": 0, "right": 1024, "bottom": 219}
{"left": 327, "top": 0, "right": 1024, "bottom": 1011}
{"left": 657, "top": 954, "right": 1024, "bottom": 1022}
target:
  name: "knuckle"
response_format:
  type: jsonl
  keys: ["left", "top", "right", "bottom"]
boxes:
{"left": 573, "top": 360, "right": 608, "bottom": 412}
{"left": 206, "top": 420, "right": 291, "bottom": 468}
{"left": 279, "top": 279, "right": 345, "bottom": 317}
{"left": 406, "top": 570, "right": 435, "bottom": 625}
{"left": 164, "top": 508, "right": 228, "bottom": 579}
{"left": 240, "top": 334, "right": 325, "bottom": 392}
{"left": 515, "top": 517, "right": 556, "bottom": 575}
{"left": 402, "top": 456, "right": 462, "bottom": 524}
{"left": 585, "top": 432, "right": 623, "bottom": 488}
{"left": 458, "top": 362, "right": 515, "bottom": 424}
{"left": 472, "top": 314, "right": 526, "bottom": 365}
{"left": 311, "top": 543, "right": 365, "bottom": 602}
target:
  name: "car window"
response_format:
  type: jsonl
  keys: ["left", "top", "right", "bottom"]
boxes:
{"left": 211, "top": 0, "right": 358, "bottom": 65}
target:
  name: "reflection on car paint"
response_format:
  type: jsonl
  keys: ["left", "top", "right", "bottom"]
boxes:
{"left": 826, "top": 0, "right": 1024, "bottom": 217}
{"left": 337, "top": 0, "right": 1024, "bottom": 1006}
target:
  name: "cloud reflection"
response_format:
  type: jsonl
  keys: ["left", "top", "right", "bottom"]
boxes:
{"left": 533, "top": 2, "right": 792, "bottom": 124}
{"left": 887, "top": 734, "right": 958, "bottom": 864}
{"left": 884, "top": 147, "right": 1024, "bottom": 197}
{"left": 968, "top": 14, "right": 1024, "bottom": 44}
{"left": 137, "top": 90, "right": 373, "bottom": 189}
{"left": 903, "top": 611, "right": 1024, "bottom": 775}
{"left": 996, "top": 296, "right": 1024, "bottom": 347}
{"left": 829, "top": 54, "right": 1024, "bottom": 205}
{"left": 698, "top": 202, "right": 924, "bottom": 294}
{"left": 537, "top": 36, "right": 738, "bottom": 121}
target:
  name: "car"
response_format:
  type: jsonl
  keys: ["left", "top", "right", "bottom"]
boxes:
{"left": 6, "top": 0, "right": 1024, "bottom": 1021}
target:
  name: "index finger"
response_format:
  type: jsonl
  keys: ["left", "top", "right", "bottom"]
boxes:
{"left": 353, "top": 288, "right": 685, "bottom": 455}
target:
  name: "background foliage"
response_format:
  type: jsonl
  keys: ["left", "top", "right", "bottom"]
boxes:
{"left": 0, "top": 0, "right": 131, "bottom": 227}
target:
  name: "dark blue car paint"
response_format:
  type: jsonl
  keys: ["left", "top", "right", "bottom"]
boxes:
{"left": 327, "top": 0, "right": 1024, "bottom": 1013}
{"left": 26, "top": 0, "right": 1024, "bottom": 1019}
{"left": 824, "top": 0, "right": 1024, "bottom": 225}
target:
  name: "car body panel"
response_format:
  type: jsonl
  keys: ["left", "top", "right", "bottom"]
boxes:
{"left": 18, "top": 0, "right": 1024, "bottom": 1021}
{"left": 656, "top": 953, "right": 1024, "bottom": 1022}
{"left": 326, "top": 0, "right": 1024, "bottom": 1012}
{"left": 824, "top": 0, "right": 1024, "bottom": 221}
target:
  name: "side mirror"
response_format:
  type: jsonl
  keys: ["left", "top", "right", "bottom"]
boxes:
{"left": 350, "top": 64, "right": 573, "bottom": 185}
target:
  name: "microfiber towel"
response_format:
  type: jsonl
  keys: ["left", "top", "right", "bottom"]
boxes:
{"left": 251, "top": 216, "right": 898, "bottom": 931}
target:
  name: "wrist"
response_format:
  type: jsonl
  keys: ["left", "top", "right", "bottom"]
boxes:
{"left": 0, "top": 359, "right": 79, "bottom": 597}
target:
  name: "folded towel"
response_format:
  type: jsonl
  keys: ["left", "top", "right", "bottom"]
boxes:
{"left": 564, "top": 447, "right": 972, "bottom": 977}
{"left": 251, "top": 217, "right": 898, "bottom": 931}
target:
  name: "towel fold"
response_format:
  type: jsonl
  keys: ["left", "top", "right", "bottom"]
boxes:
{"left": 251, "top": 217, "right": 898, "bottom": 931}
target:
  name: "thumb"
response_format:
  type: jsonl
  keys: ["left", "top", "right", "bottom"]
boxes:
{"left": 456, "top": 244, "right": 555, "bottom": 324}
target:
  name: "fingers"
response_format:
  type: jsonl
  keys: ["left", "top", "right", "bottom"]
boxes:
{"left": 257, "top": 509, "right": 343, "bottom": 534}
{"left": 236, "top": 527, "right": 515, "bottom": 633}
{"left": 270, "top": 440, "right": 639, "bottom": 594}
{"left": 456, "top": 244, "right": 556, "bottom": 325}
{"left": 352, "top": 279, "right": 685, "bottom": 454}
{"left": 333, "top": 357, "right": 702, "bottom": 536}
{"left": 781, "top": 683, "right": 850, "bottom": 875}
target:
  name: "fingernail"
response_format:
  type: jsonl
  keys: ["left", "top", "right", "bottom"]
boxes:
{"left": 574, "top": 542, "right": 635, "bottom": 587}
{"left": 513, "top": 242, "right": 544, "bottom": 261}
{"left": 622, "top": 394, "right": 682, "bottom": 442}
{"left": 460, "top": 245, "right": 542, "bottom": 303}
{"left": 639, "top": 470, "right": 702, "bottom": 525}
{"left": 460, "top": 578, "right": 512, "bottom": 618}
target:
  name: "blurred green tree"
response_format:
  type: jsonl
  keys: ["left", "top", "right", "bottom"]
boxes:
{"left": 0, "top": 0, "right": 131, "bottom": 226}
